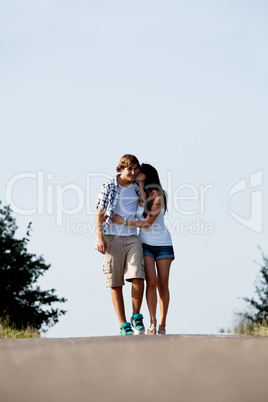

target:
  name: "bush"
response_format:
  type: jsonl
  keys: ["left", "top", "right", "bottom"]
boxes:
{"left": 242, "top": 249, "right": 268, "bottom": 324}
{"left": 0, "top": 202, "right": 67, "bottom": 332}
{"left": 235, "top": 248, "right": 268, "bottom": 336}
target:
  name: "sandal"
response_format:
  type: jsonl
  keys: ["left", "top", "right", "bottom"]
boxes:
{"left": 147, "top": 327, "right": 157, "bottom": 335}
{"left": 158, "top": 326, "right": 166, "bottom": 335}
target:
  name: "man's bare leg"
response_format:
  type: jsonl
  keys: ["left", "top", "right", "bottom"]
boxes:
{"left": 131, "top": 278, "right": 144, "bottom": 316}
{"left": 111, "top": 286, "right": 126, "bottom": 327}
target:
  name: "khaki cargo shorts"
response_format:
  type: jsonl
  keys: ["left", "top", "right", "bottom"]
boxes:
{"left": 103, "top": 235, "right": 145, "bottom": 287}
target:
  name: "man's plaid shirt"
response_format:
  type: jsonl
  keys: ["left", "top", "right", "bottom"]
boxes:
{"left": 96, "top": 174, "right": 141, "bottom": 234}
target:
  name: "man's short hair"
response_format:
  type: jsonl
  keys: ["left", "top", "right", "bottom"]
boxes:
{"left": 116, "top": 154, "right": 140, "bottom": 172}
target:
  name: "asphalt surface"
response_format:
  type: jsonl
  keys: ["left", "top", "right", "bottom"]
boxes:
{"left": 1, "top": 334, "right": 268, "bottom": 402}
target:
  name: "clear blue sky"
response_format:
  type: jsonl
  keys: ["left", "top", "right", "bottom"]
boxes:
{"left": 1, "top": 0, "right": 267, "bottom": 337}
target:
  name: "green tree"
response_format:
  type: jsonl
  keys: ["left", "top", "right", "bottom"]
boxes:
{"left": 242, "top": 249, "right": 268, "bottom": 323}
{"left": 0, "top": 202, "right": 67, "bottom": 331}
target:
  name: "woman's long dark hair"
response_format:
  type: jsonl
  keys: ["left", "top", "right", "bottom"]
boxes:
{"left": 139, "top": 163, "right": 167, "bottom": 218}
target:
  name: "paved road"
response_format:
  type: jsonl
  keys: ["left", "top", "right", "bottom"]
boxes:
{"left": 0, "top": 335, "right": 267, "bottom": 402}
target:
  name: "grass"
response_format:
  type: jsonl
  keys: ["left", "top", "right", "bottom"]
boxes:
{"left": 234, "top": 318, "right": 268, "bottom": 336}
{"left": 0, "top": 320, "right": 40, "bottom": 339}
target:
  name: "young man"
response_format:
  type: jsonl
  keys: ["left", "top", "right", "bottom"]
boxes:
{"left": 96, "top": 154, "right": 145, "bottom": 335}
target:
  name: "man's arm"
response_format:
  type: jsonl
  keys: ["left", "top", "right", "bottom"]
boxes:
{"left": 95, "top": 207, "right": 107, "bottom": 254}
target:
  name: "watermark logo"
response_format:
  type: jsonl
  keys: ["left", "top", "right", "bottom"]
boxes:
{"left": 4, "top": 170, "right": 214, "bottom": 228}
{"left": 65, "top": 217, "right": 214, "bottom": 238}
{"left": 227, "top": 170, "right": 263, "bottom": 232}
{"left": 4, "top": 169, "right": 264, "bottom": 237}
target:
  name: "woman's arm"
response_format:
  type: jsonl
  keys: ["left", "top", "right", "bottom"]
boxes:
{"left": 112, "top": 196, "right": 163, "bottom": 229}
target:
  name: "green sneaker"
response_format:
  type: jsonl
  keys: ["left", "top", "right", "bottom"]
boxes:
{"left": 130, "top": 314, "right": 145, "bottom": 335}
{"left": 120, "top": 322, "right": 133, "bottom": 335}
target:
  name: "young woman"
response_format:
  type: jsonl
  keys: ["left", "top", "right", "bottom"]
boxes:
{"left": 112, "top": 163, "right": 175, "bottom": 335}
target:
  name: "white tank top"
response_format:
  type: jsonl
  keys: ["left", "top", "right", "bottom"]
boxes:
{"left": 136, "top": 205, "right": 173, "bottom": 246}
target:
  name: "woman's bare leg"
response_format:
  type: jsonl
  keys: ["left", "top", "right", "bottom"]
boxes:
{"left": 144, "top": 256, "right": 157, "bottom": 331}
{"left": 156, "top": 258, "right": 172, "bottom": 333}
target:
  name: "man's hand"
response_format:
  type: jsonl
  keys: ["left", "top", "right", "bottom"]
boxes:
{"left": 96, "top": 236, "right": 107, "bottom": 254}
{"left": 96, "top": 207, "right": 107, "bottom": 254}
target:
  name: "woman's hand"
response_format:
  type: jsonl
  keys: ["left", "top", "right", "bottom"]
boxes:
{"left": 111, "top": 214, "right": 124, "bottom": 224}
{"left": 150, "top": 189, "right": 161, "bottom": 199}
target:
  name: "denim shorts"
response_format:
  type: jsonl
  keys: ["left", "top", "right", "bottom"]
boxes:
{"left": 142, "top": 243, "right": 175, "bottom": 261}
